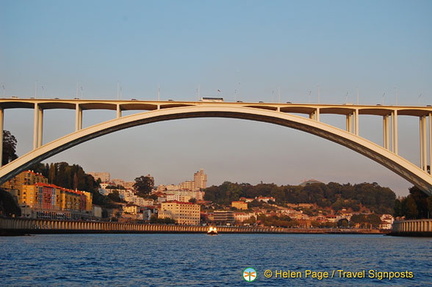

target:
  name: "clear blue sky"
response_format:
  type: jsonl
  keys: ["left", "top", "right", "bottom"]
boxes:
{"left": 1, "top": 0, "right": 432, "bottom": 195}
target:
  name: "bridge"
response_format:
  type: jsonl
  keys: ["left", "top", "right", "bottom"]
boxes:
{"left": 1, "top": 98, "right": 432, "bottom": 196}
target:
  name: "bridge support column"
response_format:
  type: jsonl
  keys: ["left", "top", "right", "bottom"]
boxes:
{"left": 116, "top": 104, "right": 122, "bottom": 118}
{"left": 420, "top": 116, "right": 427, "bottom": 171}
{"left": 346, "top": 110, "right": 359, "bottom": 135}
{"left": 33, "top": 103, "right": 43, "bottom": 149}
{"left": 392, "top": 110, "right": 399, "bottom": 154}
{"left": 346, "top": 114, "right": 352, "bottom": 133}
{"left": 0, "top": 108, "right": 3, "bottom": 166}
{"left": 310, "top": 108, "right": 320, "bottom": 121}
{"left": 75, "top": 104, "right": 82, "bottom": 131}
{"left": 383, "top": 114, "right": 391, "bottom": 150}
{"left": 354, "top": 109, "right": 359, "bottom": 135}
{"left": 429, "top": 113, "right": 432, "bottom": 174}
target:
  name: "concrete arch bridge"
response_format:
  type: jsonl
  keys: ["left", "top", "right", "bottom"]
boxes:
{"left": 1, "top": 98, "right": 432, "bottom": 196}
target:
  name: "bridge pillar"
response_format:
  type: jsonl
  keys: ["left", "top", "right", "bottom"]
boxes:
{"left": 354, "top": 109, "right": 359, "bottom": 135}
{"left": 75, "top": 104, "right": 82, "bottom": 131}
{"left": 310, "top": 108, "right": 320, "bottom": 121}
{"left": 0, "top": 108, "right": 3, "bottom": 166}
{"left": 429, "top": 113, "right": 432, "bottom": 175}
{"left": 33, "top": 103, "right": 43, "bottom": 149}
{"left": 346, "top": 113, "right": 352, "bottom": 133}
{"left": 420, "top": 116, "right": 427, "bottom": 171}
{"left": 116, "top": 104, "right": 122, "bottom": 118}
{"left": 346, "top": 110, "right": 359, "bottom": 135}
{"left": 383, "top": 114, "right": 391, "bottom": 150}
{"left": 392, "top": 110, "right": 399, "bottom": 154}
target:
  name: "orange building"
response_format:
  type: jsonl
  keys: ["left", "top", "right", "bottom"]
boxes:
{"left": 231, "top": 201, "right": 248, "bottom": 210}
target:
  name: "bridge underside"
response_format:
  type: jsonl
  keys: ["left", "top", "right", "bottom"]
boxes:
{"left": 1, "top": 105, "right": 432, "bottom": 196}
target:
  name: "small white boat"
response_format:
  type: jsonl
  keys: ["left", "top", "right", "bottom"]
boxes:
{"left": 207, "top": 226, "right": 218, "bottom": 235}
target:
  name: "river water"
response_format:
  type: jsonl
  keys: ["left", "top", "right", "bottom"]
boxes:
{"left": 0, "top": 233, "right": 430, "bottom": 286}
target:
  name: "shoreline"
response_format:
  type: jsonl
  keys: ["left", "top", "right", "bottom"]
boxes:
{"left": 6, "top": 218, "right": 431, "bottom": 237}
{"left": 0, "top": 217, "right": 387, "bottom": 236}
{"left": 0, "top": 230, "right": 387, "bottom": 236}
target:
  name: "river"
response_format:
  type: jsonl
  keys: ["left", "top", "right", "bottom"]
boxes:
{"left": 0, "top": 233, "right": 430, "bottom": 286}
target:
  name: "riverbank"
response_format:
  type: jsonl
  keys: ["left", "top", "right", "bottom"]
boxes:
{"left": 0, "top": 218, "right": 385, "bottom": 236}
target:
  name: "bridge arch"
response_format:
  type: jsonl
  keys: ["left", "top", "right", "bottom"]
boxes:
{"left": 1, "top": 105, "right": 432, "bottom": 195}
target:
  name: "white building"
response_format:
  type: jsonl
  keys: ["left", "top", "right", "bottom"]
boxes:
{"left": 194, "top": 169, "right": 207, "bottom": 190}
{"left": 380, "top": 214, "right": 394, "bottom": 230}
{"left": 88, "top": 172, "right": 111, "bottom": 183}
{"left": 118, "top": 189, "right": 154, "bottom": 207}
{"left": 165, "top": 190, "right": 204, "bottom": 202}
{"left": 234, "top": 212, "right": 256, "bottom": 222}
{"left": 157, "top": 169, "right": 208, "bottom": 192}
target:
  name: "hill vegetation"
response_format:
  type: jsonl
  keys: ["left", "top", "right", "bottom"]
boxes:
{"left": 204, "top": 181, "right": 396, "bottom": 214}
{"left": 394, "top": 186, "right": 432, "bottom": 219}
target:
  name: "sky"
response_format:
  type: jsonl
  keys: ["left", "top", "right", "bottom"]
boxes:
{"left": 1, "top": 0, "right": 432, "bottom": 196}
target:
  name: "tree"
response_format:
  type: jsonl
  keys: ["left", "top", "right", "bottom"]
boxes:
{"left": 150, "top": 214, "right": 176, "bottom": 224}
{"left": 405, "top": 196, "right": 419, "bottom": 219}
{"left": 393, "top": 198, "right": 405, "bottom": 218}
{"left": 337, "top": 218, "right": 349, "bottom": 228}
{"left": 2, "top": 130, "right": 18, "bottom": 165}
{"left": 189, "top": 198, "right": 197, "bottom": 204}
{"left": 133, "top": 175, "right": 154, "bottom": 197}
{"left": 0, "top": 188, "right": 21, "bottom": 217}
{"left": 367, "top": 214, "right": 382, "bottom": 228}
{"left": 107, "top": 190, "right": 124, "bottom": 203}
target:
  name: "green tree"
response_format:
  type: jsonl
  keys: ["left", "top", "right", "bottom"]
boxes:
{"left": 107, "top": 190, "right": 124, "bottom": 203}
{"left": 405, "top": 196, "right": 419, "bottom": 219}
{"left": 393, "top": 198, "right": 405, "bottom": 218}
{"left": 367, "top": 214, "right": 382, "bottom": 228}
{"left": 337, "top": 218, "right": 349, "bottom": 228}
{"left": 2, "top": 130, "right": 18, "bottom": 165}
{"left": 408, "top": 186, "right": 430, "bottom": 218}
{"left": 189, "top": 198, "right": 197, "bottom": 204}
{"left": 0, "top": 188, "right": 21, "bottom": 217}
{"left": 350, "top": 214, "right": 366, "bottom": 227}
{"left": 427, "top": 197, "right": 432, "bottom": 219}
{"left": 133, "top": 175, "right": 154, "bottom": 197}
{"left": 150, "top": 214, "right": 176, "bottom": 224}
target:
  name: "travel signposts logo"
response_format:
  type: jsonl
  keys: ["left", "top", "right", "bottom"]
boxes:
{"left": 243, "top": 267, "right": 257, "bottom": 282}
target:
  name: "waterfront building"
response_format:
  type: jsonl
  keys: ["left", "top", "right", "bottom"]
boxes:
{"left": 159, "top": 201, "right": 200, "bottom": 225}
{"left": 213, "top": 211, "right": 235, "bottom": 224}
{"left": 380, "top": 214, "right": 394, "bottom": 230}
{"left": 21, "top": 184, "right": 39, "bottom": 207}
{"left": 232, "top": 201, "right": 248, "bottom": 210}
{"left": 16, "top": 182, "right": 92, "bottom": 218}
{"left": 1, "top": 170, "right": 48, "bottom": 203}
